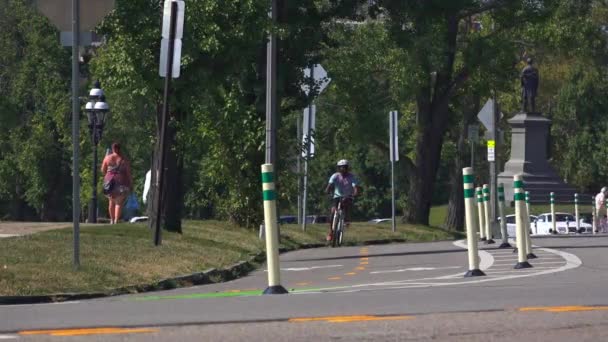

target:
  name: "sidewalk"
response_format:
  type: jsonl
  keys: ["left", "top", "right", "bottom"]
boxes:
{"left": 0, "top": 222, "right": 86, "bottom": 238}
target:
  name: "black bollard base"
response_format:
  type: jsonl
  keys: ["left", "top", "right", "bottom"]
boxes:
{"left": 527, "top": 253, "right": 538, "bottom": 259}
{"left": 512, "top": 247, "right": 517, "bottom": 253}
{"left": 499, "top": 242, "right": 512, "bottom": 248}
{"left": 514, "top": 261, "right": 533, "bottom": 269}
{"left": 480, "top": 237, "right": 487, "bottom": 241}
{"left": 485, "top": 239, "right": 495, "bottom": 244}
{"left": 263, "top": 285, "right": 289, "bottom": 295}
{"left": 464, "top": 269, "right": 486, "bottom": 277}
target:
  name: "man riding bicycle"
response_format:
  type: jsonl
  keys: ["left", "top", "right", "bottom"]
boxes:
{"left": 324, "top": 159, "right": 360, "bottom": 242}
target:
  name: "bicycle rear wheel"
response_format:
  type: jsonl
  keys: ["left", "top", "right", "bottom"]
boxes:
{"left": 334, "top": 210, "right": 344, "bottom": 247}
{"left": 331, "top": 210, "right": 340, "bottom": 247}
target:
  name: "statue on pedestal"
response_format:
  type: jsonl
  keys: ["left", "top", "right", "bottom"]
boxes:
{"left": 521, "top": 58, "right": 539, "bottom": 113}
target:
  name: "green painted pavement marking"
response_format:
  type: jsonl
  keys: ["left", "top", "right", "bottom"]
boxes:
{"left": 263, "top": 190, "right": 276, "bottom": 201}
{"left": 134, "top": 287, "right": 326, "bottom": 301}
{"left": 261, "top": 172, "right": 274, "bottom": 183}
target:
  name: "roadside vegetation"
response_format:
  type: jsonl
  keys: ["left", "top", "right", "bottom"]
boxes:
{"left": 0, "top": 219, "right": 461, "bottom": 296}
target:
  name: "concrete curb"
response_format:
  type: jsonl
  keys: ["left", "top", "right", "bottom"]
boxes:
{"left": 0, "top": 237, "right": 446, "bottom": 305}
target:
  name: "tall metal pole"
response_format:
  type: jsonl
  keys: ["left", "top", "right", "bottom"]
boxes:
{"left": 90, "top": 139, "right": 98, "bottom": 223}
{"left": 265, "top": 0, "right": 277, "bottom": 165}
{"left": 297, "top": 114, "right": 301, "bottom": 225}
{"left": 490, "top": 96, "right": 498, "bottom": 234}
{"left": 391, "top": 159, "right": 396, "bottom": 232}
{"left": 302, "top": 66, "right": 313, "bottom": 232}
{"left": 71, "top": 0, "right": 81, "bottom": 269}
{"left": 154, "top": 0, "right": 177, "bottom": 246}
{"left": 390, "top": 111, "right": 397, "bottom": 233}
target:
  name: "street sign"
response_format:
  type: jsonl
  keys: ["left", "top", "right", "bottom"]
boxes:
{"left": 477, "top": 99, "right": 494, "bottom": 132}
{"left": 301, "top": 64, "right": 331, "bottom": 96}
{"left": 467, "top": 124, "right": 479, "bottom": 143}
{"left": 159, "top": 0, "right": 185, "bottom": 78}
{"left": 34, "top": 0, "right": 115, "bottom": 31}
{"left": 487, "top": 140, "right": 496, "bottom": 162}
{"left": 162, "top": 0, "right": 185, "bottom": 39}
{"left": 159, "top": 39, "right": 182, "bottom": 78}
{"left": 389, "top": 111, "right": 399, "bottom": 162}
{"left": 302, "top": 105, "right": 316, "bottom": 158}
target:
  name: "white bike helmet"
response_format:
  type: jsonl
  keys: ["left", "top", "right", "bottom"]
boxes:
{"left": 602, "top": 187, "right": 607, "bottom": 193}
{"left": 337, "top": 159, "right": 349, "bottom": 167}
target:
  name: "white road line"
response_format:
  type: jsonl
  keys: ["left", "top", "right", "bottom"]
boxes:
{"left": 0, "top": 234, "right": 18, "bottom": 238}
{"left": 370, "top": 266, "right": 461, "bottom": 274}
{"left": 3, "top": 301, "right": 81, "bottom": 308}
{"left": 0, "top": 335, "right": 18, "bottom": 339}
{"left": 295, "top": 241, "right": 581, "bottom": 294}
{"left": 279, "top": 265, "right": 343, "bottom": 271}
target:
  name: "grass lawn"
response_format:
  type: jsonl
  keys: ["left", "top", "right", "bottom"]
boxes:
{"left": 0, "top": 220, "right": 462, "bottom": 296}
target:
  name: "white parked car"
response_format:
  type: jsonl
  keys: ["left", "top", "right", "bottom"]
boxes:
{"left": 533, "top": 212, "right": 593, "bottom": 235}
{"left": 498, "top": 214, "right": 536, "bottom": 238}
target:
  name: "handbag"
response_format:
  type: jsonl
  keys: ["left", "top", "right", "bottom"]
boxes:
{"left": 103, "top": 160, "right": 122, "bottom": 195}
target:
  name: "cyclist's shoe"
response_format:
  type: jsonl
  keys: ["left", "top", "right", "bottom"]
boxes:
{"left": 326, "top": 234, "right": 333, "bottom": 242}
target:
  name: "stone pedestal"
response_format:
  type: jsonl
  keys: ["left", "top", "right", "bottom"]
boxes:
{"left": 497, "top": 112, "right": 576, "bottom": 204}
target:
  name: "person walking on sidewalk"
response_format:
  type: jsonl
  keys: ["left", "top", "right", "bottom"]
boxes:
{"left": 101, "top": 142, "right": 133, "bottom": 224}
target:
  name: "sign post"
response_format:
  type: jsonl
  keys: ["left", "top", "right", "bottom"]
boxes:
{"left": 300, "top": 64, "right": 330, "bottom": 231}
{"left": 478, "top": 97, "right": 501, "bottom": 237}
{"left": 389, "top": 110, "right": 399, "bottom": 232}
{"left": 34, "top": 0, "right": 115, "bottom": 270}
{"left": 153, "top": 0, "right": 185, "bottom": 246}
{"left": 467, "top": 124, "right": 479, "bottom": 168}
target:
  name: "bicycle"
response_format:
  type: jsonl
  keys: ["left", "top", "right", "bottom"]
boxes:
{"left": 330, "top": 197, "right": 350, "bottom": 247}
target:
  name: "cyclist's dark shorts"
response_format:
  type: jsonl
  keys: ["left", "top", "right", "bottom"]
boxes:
{"left": 332, "top": 197, "right": 352, "bottom": 208}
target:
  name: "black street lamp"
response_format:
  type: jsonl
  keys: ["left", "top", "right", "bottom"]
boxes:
{"left": 86, "top": 80, "right": 109, "bottom": 223}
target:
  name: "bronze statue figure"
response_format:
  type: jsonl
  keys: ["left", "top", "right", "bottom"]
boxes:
{"left": 521, "top": 58, "right": 539, "bottom": 113}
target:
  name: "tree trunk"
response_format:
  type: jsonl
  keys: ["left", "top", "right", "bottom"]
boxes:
{"left": 147, "top": 107, "right": 183, "bottom": 234}
{"left": 444, "top": 95, "right": 480, "bottom": 231}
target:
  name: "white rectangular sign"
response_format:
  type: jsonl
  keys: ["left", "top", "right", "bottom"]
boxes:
{"left": 389, "top": 111, "right": 399, "bottom": 162}
{"left": 159, "top": 38, "right": 182, "bottom": 78}
{"left": 487, "top": 147, "right": 495, "bottom": 161}
{"left": 162, "top": 0, "right": 185, "bottom": 39}
{"left": 302, "top": 105, "right": 316, "bottom": 158}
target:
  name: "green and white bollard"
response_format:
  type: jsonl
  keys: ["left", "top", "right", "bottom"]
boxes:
{"left": 260, "top": 164, "right": 288, "bottom": 294}
{"left": 525, "top": 191, "right": 537, "bottom": 259}
{"left": 575, "top": 193, "right": 580, "bottom": 233}
{"left": 550, "top": 192, "right": 556, "bottom": 234}
{"left": 483, "top": 184, "right": 494, "bottom": 244}
{"left": 476, "top": 187, "right": 486, "bottom": 241}
{"left": 463, "top": 168, "right": 485, "bottom": 277}
{"left": 514, "top": 175, "right": 532, "bottom": 269}
{"left": 498, "top": 183, "right": 511, "bottom": 248}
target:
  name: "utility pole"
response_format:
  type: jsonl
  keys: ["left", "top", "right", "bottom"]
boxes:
{"left": 71, "top": 0, "right": 81, "bottom": 269}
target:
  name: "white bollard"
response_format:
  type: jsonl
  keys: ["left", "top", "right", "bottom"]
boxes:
{"left": 498, "top": 183, "right": 511, "bottom": 248}
{"left": 261, "top": 164, "right": 288, "bottom": 294}
{"left": 525, "top": 191, "right": 537, "bottom": 259}
{"left": 476, "top": 187, "right": 486, "bottom": 241}
{"left": 592, "top": 196, "right": 597, "bottom": 235}
{"left": 482, "top": 184, "right": 495, "bottom": 244}
{"left": 514, "top": 175, "right": 532, "bottom": 269}
{"left": 463, "top": 168, "right": 485, "bottom": 277}
{"left": 575, "top": 193, "right": 580, "bottom": 233}
{"left": 550, "top": 192, "right": 556, "bottom": 234}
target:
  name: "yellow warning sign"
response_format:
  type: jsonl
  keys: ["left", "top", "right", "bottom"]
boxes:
{"left": 487, "top": 140, "right": 495, "bottom": 148}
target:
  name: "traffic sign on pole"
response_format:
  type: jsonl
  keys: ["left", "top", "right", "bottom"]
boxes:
{"left": 159, "top": 0, "right": 185, "bottom": 78}
{"left": 389, "top": 111, "right": 399, "bottom": 162}
{"left": 302, "top": 105, "right": 316, "bottom": 158}
{"left": 301, "top": 64, "right": 331, "bottom": 96}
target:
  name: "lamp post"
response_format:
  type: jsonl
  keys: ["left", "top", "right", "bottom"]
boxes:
{"left": 86, "top": 81, "right": 109, "bottom": 223}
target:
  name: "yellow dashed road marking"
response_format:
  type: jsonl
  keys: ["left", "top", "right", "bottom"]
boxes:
{"left": 289, "top": 315, "right": 414, "bottom": 323}
{"left": 519, "top": 305, "right": 608, "bottom": 313}
{"left": 328, "top": 276, "right": 342, "bottom": 280}
{"left": 355, "top": 266, "right": 366, "bottom": 271}
{"left": 19, "top": 328, "right": 158, "bottom": 337}
{"left": 360, "top": 261, "right": 369, "bottom": 265}
{"left": 295, "top": 282, "right": 311, "bottom": 286}
{"left": 345, "top": 272, "right": 357, "bottom": 276}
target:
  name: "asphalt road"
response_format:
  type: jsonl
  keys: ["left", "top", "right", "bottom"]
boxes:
{"left": 2, "top": 235, "right": 608, "bottom": 341}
